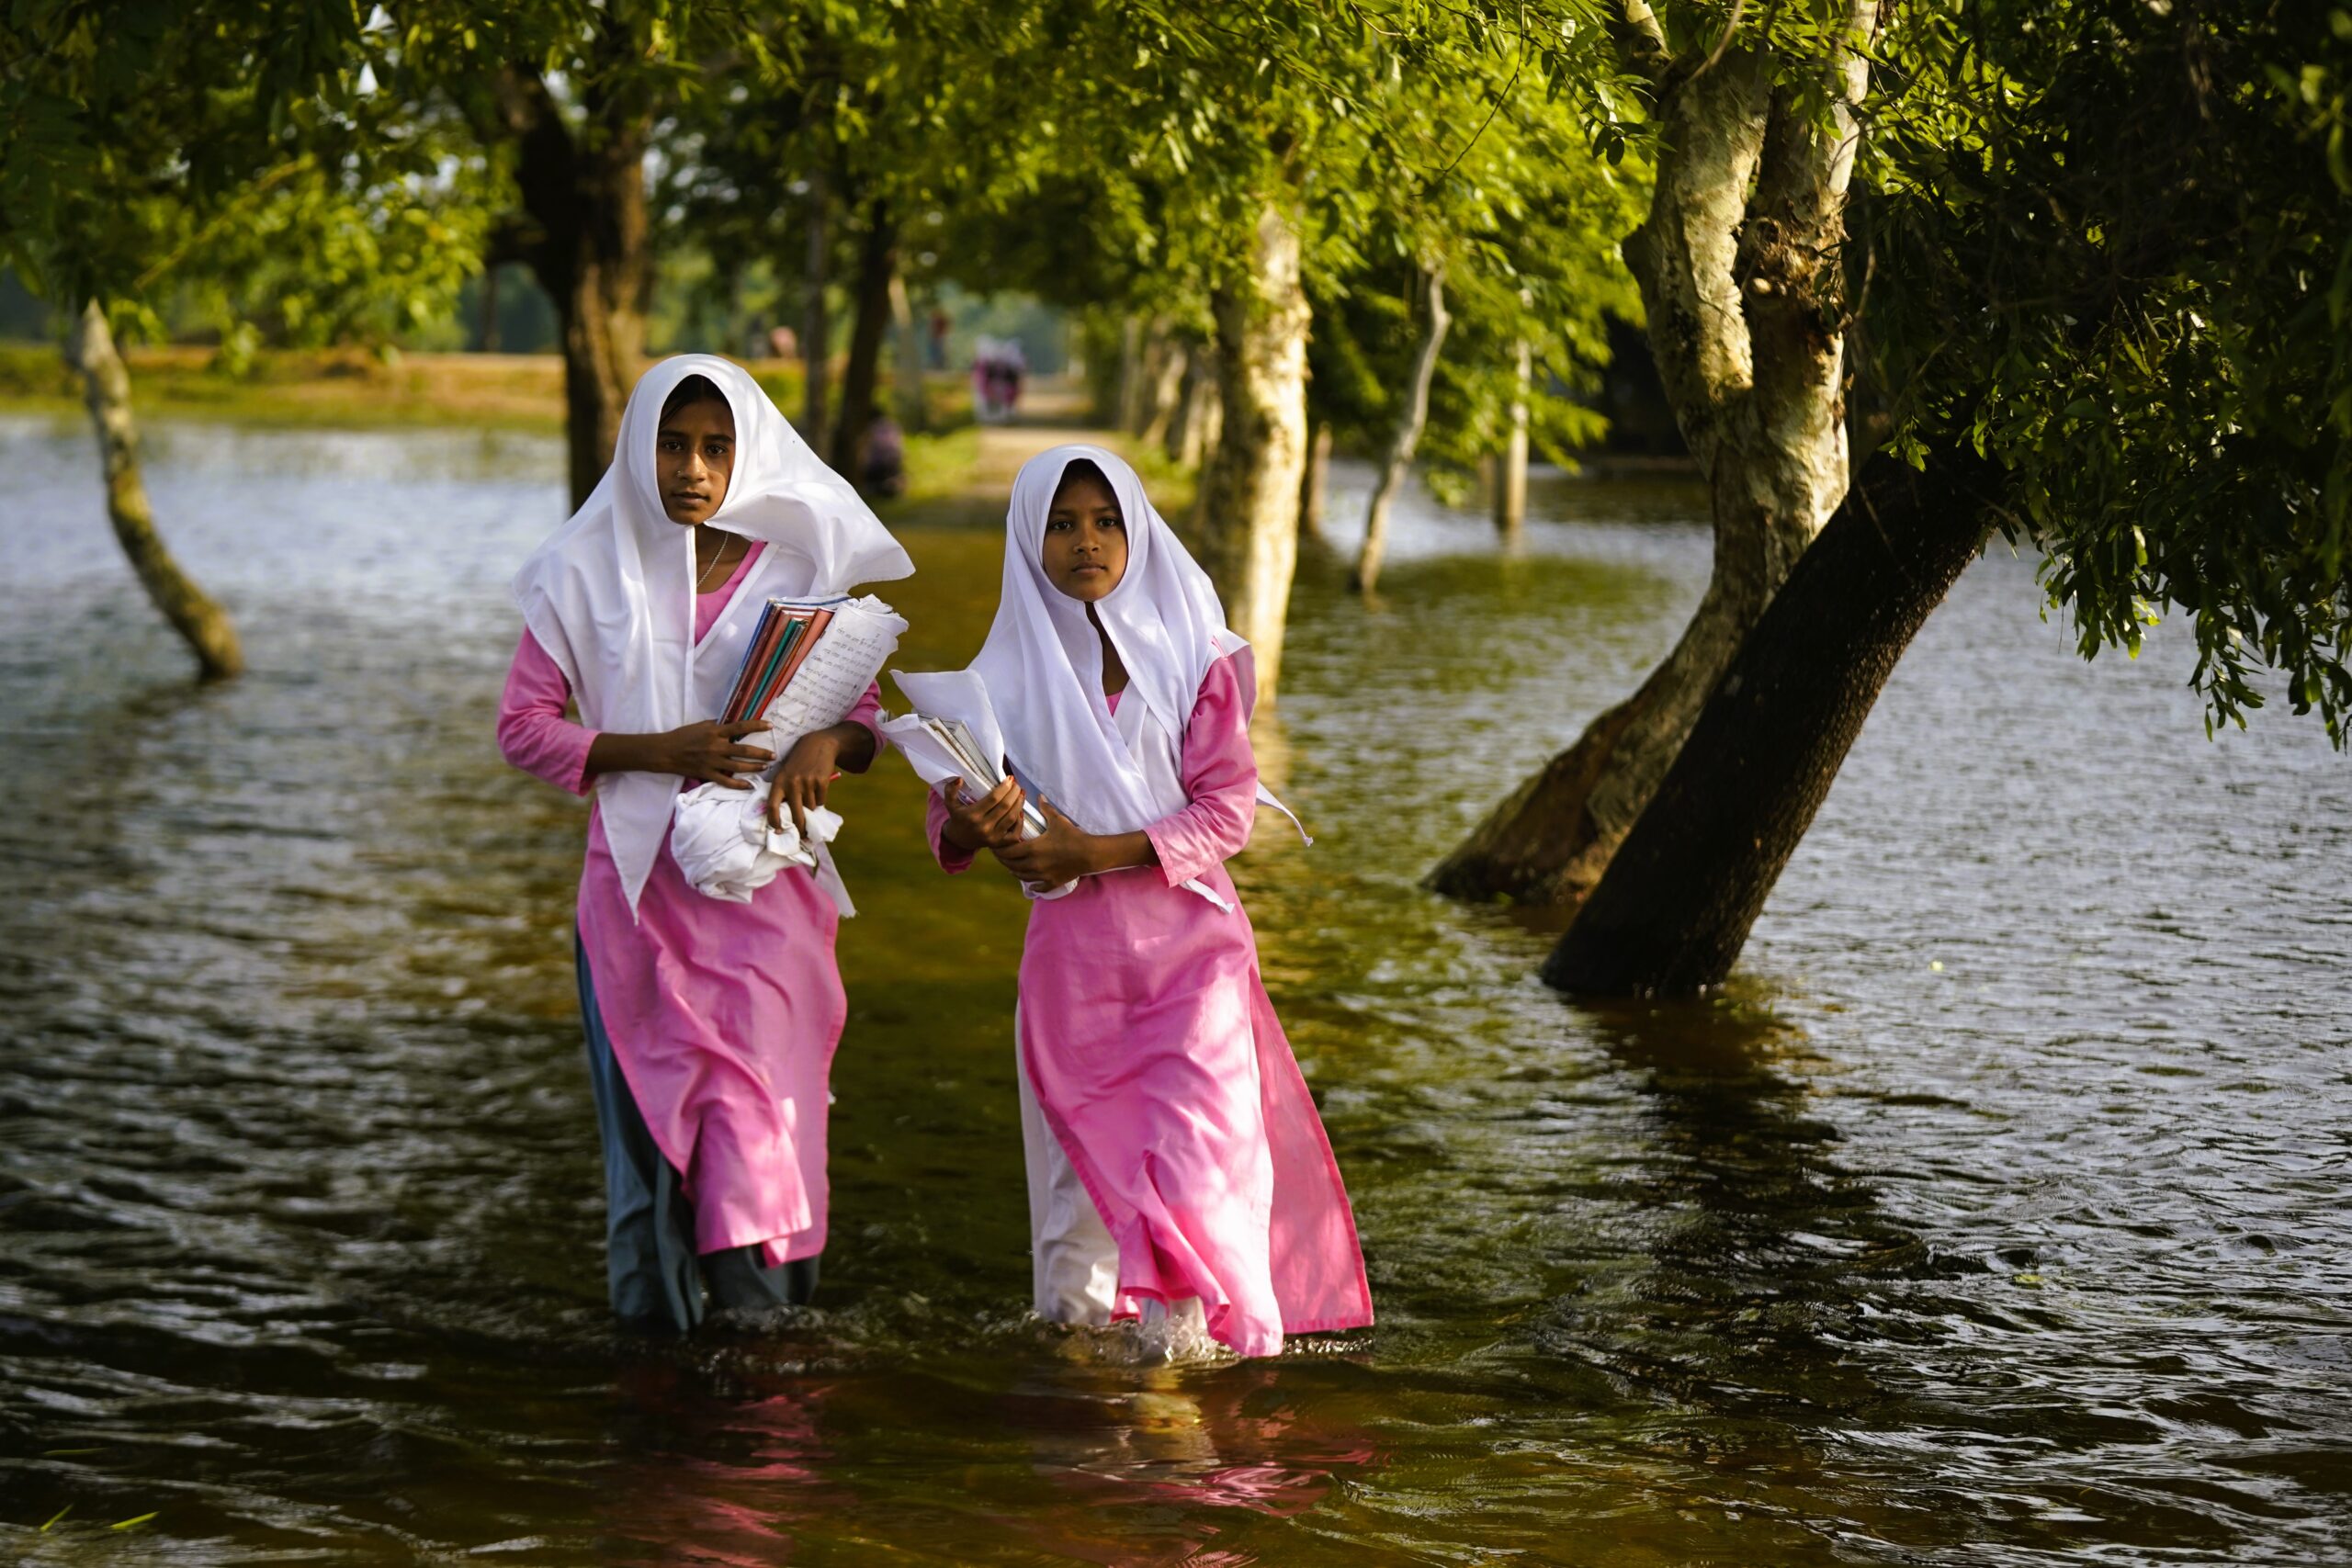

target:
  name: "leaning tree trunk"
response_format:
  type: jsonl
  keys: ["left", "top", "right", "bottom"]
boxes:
{"left": 1545, "top": 445, "right": 1999, "bottom": 996}
{"left": 1353, "top": 263, "right": 1451, "bottom": 594}
{"left": 831, "top": 201, "right": 897, "bottom": 478}
{"left": 1198, "top": 199, "right": 1312, "bottom": 708}
{"left": 501, "top": 64, "right": 650, "bottom": 510}
{"left": 69, "top": 301, "right": 243, "bottom": 681}
{"left": 1428, "top": 13, "right": 1874, "bottom": 907}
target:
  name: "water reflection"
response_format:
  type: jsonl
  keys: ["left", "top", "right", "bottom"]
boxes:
{"left": 1, "top": 421, "right": 2346, "bottom": 1562}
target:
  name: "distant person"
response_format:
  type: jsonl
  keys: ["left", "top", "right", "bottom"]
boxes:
{"left": 860, "top": 412, "right": 906, "bottom": 498}
{"left": 926, "top": 308, "right": 951, "bottom": 370}
{"left": 1000, "top": 338, "right": 1028, "bottom": 419}
{"left": 917, "top": 446, "right": 1373, "bottom": 1359}
{"left": 972, "top": 336, "right": 1003, "bottom": 423}
{"left": 497, "top": 355, "right": 913, "bottom": 1332}
{"left": 768, "top": 324, "right": 798, "bottom": 361}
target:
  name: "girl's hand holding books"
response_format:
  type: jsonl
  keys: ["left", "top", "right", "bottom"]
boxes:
{"left": 993, "top": 800, "right": 1154, "bottom": 886}
{"left": 940, "top": 775, "right": 1028, "bottom": 853}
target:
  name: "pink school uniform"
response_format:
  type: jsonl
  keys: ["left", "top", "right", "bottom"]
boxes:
{"left": 500, "top": 355, "right": 912, "bottom": 1328}
{"left": 922, "top": 443, "right": 1373, "bottom": 1358}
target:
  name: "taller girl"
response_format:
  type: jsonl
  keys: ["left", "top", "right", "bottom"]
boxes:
{"left": 927, "top": 444, "right": 1372, "bottom": 1358}
{"left": 500, "top": 355, "right": 912, "bottom": 1331}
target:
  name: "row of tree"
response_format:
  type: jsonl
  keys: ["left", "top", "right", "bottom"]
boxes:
{"left": 4, "top": 1, "right": 2346, "bottom": 1001}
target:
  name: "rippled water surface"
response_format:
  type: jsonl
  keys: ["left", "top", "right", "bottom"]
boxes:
{"left": 2, "top": 417, "right": 2346, "bottom": 1565}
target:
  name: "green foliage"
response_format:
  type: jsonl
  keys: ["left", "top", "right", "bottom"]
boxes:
{"left": 0, "top": 1, "right": 483, "bottom": 351}
{"left": 1863, "top": 0, "right": 2352, "bottom": 744}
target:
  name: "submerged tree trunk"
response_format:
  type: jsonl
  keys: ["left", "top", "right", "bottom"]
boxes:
{"left": 1545, "top": 445, "right": 1998, "bottom": 996}
{"left": 1428, "top": 12, "right": 1874, "bottom": 906}
{"left": 1198, "top": 199, "right": 1312, "bottom": 707}
{"left": 1299, "top": 417, "right": 1332, "bottom": 537}
{"left": 69, "top": 301, "right": 243, "bottom": 681}
{"left": 1496, "top": 334, "right": 1530, "bottom": 535}
{"left": 831, "top": 201, "right": 896, "bottom": 478}
{"left": 1353, "top": 263, "right": 1450, "bottom": 594}
{"left": 889, "top": 272, "right": 928, "bottom": 434}
{"left": 498, "top": 63, "right": 650, "bottom": 510}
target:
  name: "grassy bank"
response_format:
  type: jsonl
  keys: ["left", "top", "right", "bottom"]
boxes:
{"left": 0, "top": 343, "right": 1001, "bottom": 437}
{"left": 2, "top": 339, "right": 1193, "bottom": 530}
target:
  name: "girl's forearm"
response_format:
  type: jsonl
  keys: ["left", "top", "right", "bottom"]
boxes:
{"left": 585, "top": 731, "right": 661, "bottom": 778}
{"left": 1084, "top": 829, "right": 1159, "bottom": 875}
{"left": 817, "top": 719, "right": 877, "bottom": 773}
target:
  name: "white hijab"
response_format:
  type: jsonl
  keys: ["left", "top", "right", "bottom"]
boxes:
{"left": 512, "top": 354, "right": 913, "bottom": 915}
{"left": 967, "top": 444, "right": 1247, "bottom": 836}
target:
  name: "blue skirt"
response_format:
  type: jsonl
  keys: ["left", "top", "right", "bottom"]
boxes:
{"left": 576, "top": 944, "right": 820, "bottom": 1331}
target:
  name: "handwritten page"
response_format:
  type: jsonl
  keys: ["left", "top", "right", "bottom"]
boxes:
{"left": 758, "top": 595, "right": 908, "bottom": 748}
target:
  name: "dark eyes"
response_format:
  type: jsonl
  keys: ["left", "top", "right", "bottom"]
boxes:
{"left": 1046, "top": 514, "right": 1123, "bottom": 531}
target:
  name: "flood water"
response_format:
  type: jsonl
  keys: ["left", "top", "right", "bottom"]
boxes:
{"left": 1, "top": 416, "right": 2346, "bottom": 1565}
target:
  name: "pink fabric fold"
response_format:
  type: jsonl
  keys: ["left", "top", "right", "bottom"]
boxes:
{"left": 498, "top": 542, "right": 887, "bottom": 1267}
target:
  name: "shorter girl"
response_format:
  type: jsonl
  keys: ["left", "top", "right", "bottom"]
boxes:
{"left": 925, "top": 444, "right": 1372, "bottom": 1358}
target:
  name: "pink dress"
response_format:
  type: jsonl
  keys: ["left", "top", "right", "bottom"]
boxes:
{"left": 929, "top": 650, "right": 1374, "bottom": 1356}
{"left": 498, "top": 542, "right": 887, "bottom": 1267}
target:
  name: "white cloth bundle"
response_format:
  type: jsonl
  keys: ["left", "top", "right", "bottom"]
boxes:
{"left": 669, "top": 790, "right": 842, "bottom": 905}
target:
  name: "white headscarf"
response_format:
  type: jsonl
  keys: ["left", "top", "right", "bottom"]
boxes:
{"left": 512, "top": 354, "right": 914, "bottom": 915}
{"left": 967, "top": 444, "right": 1244, "bottom": 836}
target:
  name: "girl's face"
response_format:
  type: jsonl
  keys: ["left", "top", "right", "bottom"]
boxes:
{"left": 1040, "top": 472, "right": 1127, "bottom": 602}
{"left": 656, "top": 397, "right": 736, "bottom": 525}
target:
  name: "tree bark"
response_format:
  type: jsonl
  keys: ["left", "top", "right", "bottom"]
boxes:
{"left": 1198, "top": 198, "right": 1312, "bottom": 708}
{"left": 831, "top": 199, "right": 896, "bottom": 478}
{"left": 888, "top": 272, "right": 927, "bottom": 434}
{"left": 1544, "top": 444, "right": 2000, "bottom": 996}
{"left": 69, "top": 301, "right": 243, "bottom": 681}
{"left": 1428, "top": 11, "right": 1875, "bottom": 906}
{"left": 1136, "top": 329, "right": 1188, "bottom": 446}
{"left": 1353, "top": 263, "right": 1451, "bottom": 594}
{"left": 1169, "top": 353, "right": 1221, "bottom": 468}
{"left": 1496, "top": 334, "right": 1530, "bottom": 535}
{"left": 497, "top": 62, "right": 650, "bottom": 511}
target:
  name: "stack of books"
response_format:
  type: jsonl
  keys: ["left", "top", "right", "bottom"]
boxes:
{"left": 719, "top": 598, "right": 843, "bottom": 724}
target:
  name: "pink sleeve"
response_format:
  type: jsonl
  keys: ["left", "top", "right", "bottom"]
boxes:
{"left": 1142, "top": 650, "right": 1261, "bottom": 887}
{"left": 924, "top": 789, "right": 977, "bottom": 874}
{"left": 845, "top": 680, "right": 888, "bottom": 760}
{"left": 496, "top": 629, "right": 599, "bottom": 797}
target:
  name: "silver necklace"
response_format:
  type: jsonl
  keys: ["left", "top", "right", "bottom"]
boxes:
{"left": 693, "top": 529, "right": 741, "bottom": 592}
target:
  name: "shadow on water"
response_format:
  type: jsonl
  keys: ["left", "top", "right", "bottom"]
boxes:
{"left": 2, "top": 424, "right": 2348, "bottom": 1562}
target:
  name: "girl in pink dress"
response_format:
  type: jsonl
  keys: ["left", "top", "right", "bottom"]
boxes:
{"left": 498, "top": 355, "right": 913, "bottom": 1331}
{"left": 924, "top": 444, "right": 1372, "bottom": 1358}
